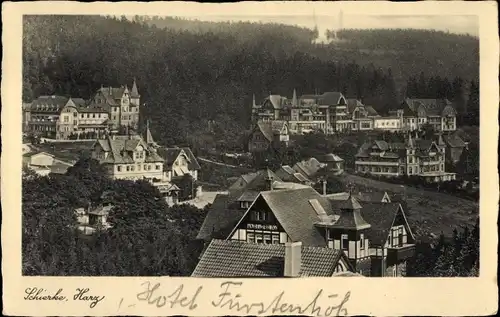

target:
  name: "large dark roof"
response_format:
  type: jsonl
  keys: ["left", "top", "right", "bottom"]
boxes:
{"left": 256, "top": 120, "right": 287, "bottom": 142}
{"left": 191, "top": 239, "right": 349, "bottom": 277}
{"left": 94, "top": 135, "right": 164, "bottom": 164}
{"left": 197, "top": 168, "right": 282, "bottom": 241}
{"left": 247, "top": 187, "right": 333, "bottom": 247}
{"left": 317, "top": 92, "right": 345, "bottom": 106}
{"left": 405, "top": 98, "right": 456, "bottom": 116}
{"left": 243, "top": 168, "right": 282, "bottom": 193}
{"left": 444, "top": 133, "right": 466, "bottom": 148}
{"left": 196, "top": 194, "right": 245, "bottom": 241}
{"left": 346, "top": 99, "right": 364, "bottom": 113}
{"left": 30, "top": 95, "right": 69, "bottom": 112}
{"left": 157, "top": 147, "right": 200, "bottom": 170}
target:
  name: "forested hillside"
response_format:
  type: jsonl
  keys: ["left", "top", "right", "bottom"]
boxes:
{"left": 23, "top": 15, "right": 479, "bottom": 146}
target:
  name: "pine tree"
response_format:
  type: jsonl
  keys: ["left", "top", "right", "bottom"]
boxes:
{"left": 406, "top": 76, "right": 418, "bottom": 98}
{"left": 417, "top": 72, "right": 427, "bottom": 97}
{"left": 466, "top": 80, "right": 480, "bottom": 126}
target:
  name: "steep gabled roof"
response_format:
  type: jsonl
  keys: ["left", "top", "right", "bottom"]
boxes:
{"left": 275, "top": 165, "right": 312, "bottom": 184}
{"left": 405, "top": 98, "right": 456, "bottom": 116}
{"left": 329, "top": 201, "right": 405, "bottom": 246}
{"left": 196, "top": 193, "right": 245, "bottom": 241}
{"left": 255, "top": 120, "right": 288, "bottom": 142}
{"left": 94, "top": 135, "right": 163, "bottom": 164}
{"left": 197, "top": 168, "right": 281, "bottom": 241}
{"left": 292, "top": 158, "right": 325, "bottom": 179}
{"left": 321, "top": 153, "right": 344, "bottom": 163}
{"left": 131, "top": 79, "right": 140, "bottom": 98}
{"left": 318, "top": 92, "right": 345, "bottom": 106}
{"left": 242, "top": 168, "right": 282, "bottom": 193}
{"left": 231, "top": 187, "right": 333, "bottom": 247}
{"left": 157, "top": 147, "right": 200, "bottom": 170}
{"left": 444, "top": 133, "right": 466, "bottom": 148}
{"left": 191, "top": 239, "right": 351, "bottom": 277}
{"left": 365, "top": 106, "right": 380, "bottom": 117}
{"left": 97, "top": 86, "right": 126, "bottom": 106}
{"left": 346, "top": 99, "right": 364, "bottom": 113}
{"left": 181, "top": 148, "right": 201, "bottom": 170}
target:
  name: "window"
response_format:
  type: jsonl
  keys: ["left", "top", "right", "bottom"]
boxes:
{"left": 272, "top": 234, "right": 280, "bottom": 244}
{"left": 64, "top": 116, "right": 69, "bottom": 123}
{"left": 131, "top": 165, "right": 135, "bottom": 171}
{"left": 360, "top": 233, "right": 364, "bottom": 249}
{"left": 254, "top": 211, "right": 260, "bottom": 220}
{"left": 117, "top": 165, "right": 122, "bottom": 172}
{"left": 73, "top": 112, "right": 77, "bottom": 117}
{"left": 144, "top": 164, "right": 147, "bottom": 170}
{"left": 392, "top": 229, "right": 399, "bottom": 247}
{"left": 341, "top": 234, "right": 348, "bottom": 250}
{"left": 126, "top": 166, "right": 130, "bottom": 172}
{"left": 264, "top": 234, "right": 272, "bottom": 244}
{"left": 138, "top": 164, "right": 141, "bottom": 171}
{"left": 254, "top": 211, "right": 267, "bottom": 221}
{"left": 240, "top": 201, "right": 249, "bottom": 209}
{"left": 255, "top": 233, "right": 263, "bottom": 243}
{"left": 156, "top": 165, "right": 161, "bottom": 170}
{"left": 247, "top": 232, "right": 255, "bottom": 243}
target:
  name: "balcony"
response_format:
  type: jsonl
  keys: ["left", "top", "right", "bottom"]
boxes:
{"left": 355, "top": 161, "right": 400, "bottom": 166}
{"left": 387, "top": 244, "right": 415, "bottom": 264}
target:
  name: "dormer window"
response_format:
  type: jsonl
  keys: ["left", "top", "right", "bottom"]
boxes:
{"left": 240, "top": 201, "right": 250, "bottom": 209}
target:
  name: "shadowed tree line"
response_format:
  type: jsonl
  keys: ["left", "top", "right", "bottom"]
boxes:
{"left": 22, "top": 158, "right": 207, "bottom": 276}
{"left": 24, "top": 15, "right": 478, "bottom": 150}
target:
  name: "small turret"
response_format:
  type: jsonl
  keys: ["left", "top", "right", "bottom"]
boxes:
{"left": 292, "top": 89, "right": 298, "bottom": 107}
{"left": 131, "top": 78, "right": 140, "bottom": 98}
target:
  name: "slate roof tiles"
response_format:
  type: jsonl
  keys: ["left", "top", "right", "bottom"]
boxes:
{"left": 191, "top": 239, "right": 348, "bottom": 277}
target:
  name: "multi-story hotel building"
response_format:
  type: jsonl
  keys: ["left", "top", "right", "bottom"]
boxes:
{"left": 92, "top": 79, "right": 141, "bottom": 131}
{"left": 251, "top": 91, "right": 351, "bottom": 134}
{"left": 26, "top": 79, "right": 142, "bottom": 139}
{"left": 355, "top": 132, "right": 456, "bottom": 182}
{"left": 91, "top": 133, "right": 165, "bottom": 181}
{"left": 400, "top": 98, "right": 457, "bottom": 132}
{"left": 250, "top": 91, "right": 458, "bottom": 135}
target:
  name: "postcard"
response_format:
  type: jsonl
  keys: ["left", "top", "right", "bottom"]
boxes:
{"left": 2, "top": 1, "right": 498, "bottom": 316}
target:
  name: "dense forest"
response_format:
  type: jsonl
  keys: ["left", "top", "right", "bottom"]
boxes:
{"left": 23, "top": 15, "right": 479, "bottom": 148}
{"left": 22, "top": 158, "right": 207, "bottom": 276}
{"left": 406, "top": 222, "right": 479, "bottom": 277}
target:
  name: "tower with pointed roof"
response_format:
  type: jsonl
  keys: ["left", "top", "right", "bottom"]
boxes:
{"left": 144, "top": 120, "right": 159, "bottom": 148}
{"left": 130, "top": 78, "right": 140, "bottom": 106}
{"left": 327, "top": 191, "right": 372, "bottom": 271}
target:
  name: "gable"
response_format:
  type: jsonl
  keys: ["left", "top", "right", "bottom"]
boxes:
{"left": 338, "top": 95, "right": 347, "bottom": 105}
{"left": 383, "top": 206, "right": 416, "bottom": 245}
{"left": 262, "top": 100, "right": 275, "bottom": 111}
{"left": 233, "top": 195, "right": 287, "bottom": 232}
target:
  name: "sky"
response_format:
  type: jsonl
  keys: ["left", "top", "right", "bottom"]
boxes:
{"left": 166, "top": 14, "right": 478, "bottom": 38}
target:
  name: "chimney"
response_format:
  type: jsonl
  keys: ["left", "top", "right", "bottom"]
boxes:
{"left": 265, "top": 175, "right": 274, "bottom": 191}
{"left": 284, "top": 241, "right": 302, "bottom": 277}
